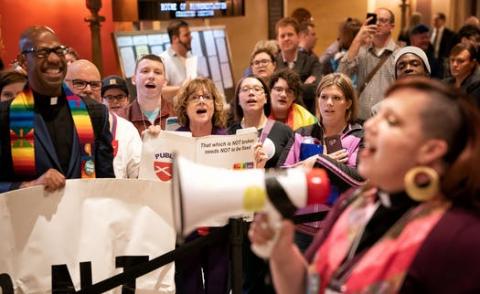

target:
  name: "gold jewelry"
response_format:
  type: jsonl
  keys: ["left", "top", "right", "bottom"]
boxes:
{"left": 404, "top": 166, "right": 439, "bottom": 202}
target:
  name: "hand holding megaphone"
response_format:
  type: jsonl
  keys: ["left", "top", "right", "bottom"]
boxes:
{"left": 248, "top": 209, "right": 284, "bottom": 259}
{"left": 172, "top": 156, "right": 330, "bottom": 258}
{"left": 248, "top": 212, "right": 293, "bottom": 259}
{"left": 248, "top": 168, "right": 330, "bottom": 258}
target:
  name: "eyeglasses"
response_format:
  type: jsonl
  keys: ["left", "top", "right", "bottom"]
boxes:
{"left": 240, "top": 85, "right": 264, "bottom": 94}
{"left": 21, "top": 45, "right": 68, "bottom": 59}
{"left": 188, "top": 94, "right": 213, "bottom": 103}
{"left": 66, "top": 79, "right": 102, "bottom": 90}
{"left": 273, "top": 86, "right": 294, "bottom": 95}
{"left": 104, "top": 94, "right": 128, "bottom": 101}
{"left": 251, "top": 59, "right": 272, "bottom": 67}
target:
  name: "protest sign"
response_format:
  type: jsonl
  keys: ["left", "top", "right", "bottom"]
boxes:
{"left": 139, "top": 131, "right": 257, "bottom": 181}
{"left": 0, "top": 179, "right": 175, "bottom": 294}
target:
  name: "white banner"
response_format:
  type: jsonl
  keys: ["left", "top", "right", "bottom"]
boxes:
{"left": 0, "top": 179, "right": 175, "bottom": 294}
{"left": 139, "top": 131, "right": 257, "bottom": 181}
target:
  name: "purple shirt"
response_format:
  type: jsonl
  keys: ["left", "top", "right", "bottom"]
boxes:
{"left": 175, "top": 125, "right": 227, "bottom": 135}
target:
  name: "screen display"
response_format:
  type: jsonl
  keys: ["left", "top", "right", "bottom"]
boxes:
{"left": 138, "top": 0, "right": 245, "bottom": 20}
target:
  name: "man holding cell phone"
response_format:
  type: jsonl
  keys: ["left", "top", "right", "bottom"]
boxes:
{"left": 338, "top": 8, "right": 399, "bottom": 121}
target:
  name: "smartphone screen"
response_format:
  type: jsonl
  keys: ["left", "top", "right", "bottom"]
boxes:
{"left": 366, "top": 13, "right": 377, "bottom": 25}
{"left": 324, "top": 135, "right": 343, "bottom": 153}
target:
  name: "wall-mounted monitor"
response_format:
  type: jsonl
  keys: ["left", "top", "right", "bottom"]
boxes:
{"left": 138, "top": 0, "right": 245, "bottom": 20}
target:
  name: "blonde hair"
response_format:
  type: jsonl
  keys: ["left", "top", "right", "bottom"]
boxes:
{"left": 175, "top": 77, "right": 227, "bottom": 128}
{"left": 251, "top": 40, "right": 279, "bottom": 57}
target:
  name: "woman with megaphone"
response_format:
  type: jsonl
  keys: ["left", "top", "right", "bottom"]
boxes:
{"left": 173, "top": 77, "right": 230, "bottom": 294}
{"left": 249, "top": 77, "right": 480, "bottom": 293}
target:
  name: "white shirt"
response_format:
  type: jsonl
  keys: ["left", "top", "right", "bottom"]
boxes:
{"left": 111, "top": 114, "right": 142, "bottom": 179}
{"left": 431, "top": 26, "right": 445, "bottom": 59}
{"left": 160, "top": 47, "right": 197, "bottom": 86}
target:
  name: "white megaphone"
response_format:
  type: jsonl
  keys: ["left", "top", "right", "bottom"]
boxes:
{"left": 171, "top": 155, "right": 330, "bottom": 258}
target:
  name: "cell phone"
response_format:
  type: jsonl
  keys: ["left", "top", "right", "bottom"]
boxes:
{"left": 324, "top": 134, "right": 343, "bottom": 153}
{"left": 366, "top": 13, "right": 377, "bottom": 25}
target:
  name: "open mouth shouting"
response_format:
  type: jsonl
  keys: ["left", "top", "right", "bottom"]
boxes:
{"left": 196, "top": 107, "right": 208, "bottom": 115}
{"left": 360, "top": 140, "right": 377, "bottom": 159}
{"left": 189, "top": 104, "right": 213, "bottom": 124}
{"left": 246, "top": 98, "right": 258, "bottom": 106}
{"left": 144, "top": 82, "right": 157, "bottom": 90}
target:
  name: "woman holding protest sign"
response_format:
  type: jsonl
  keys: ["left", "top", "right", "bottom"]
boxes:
{"left": 173, "top": 77, "right": 229, "bottom": 294}
{"left": 228, "top": 75, "right": 293, "bottom": 169}
{"left": 250, "top": 77, "right": 480, "bottom": 293}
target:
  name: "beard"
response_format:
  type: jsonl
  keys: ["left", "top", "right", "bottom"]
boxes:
{"left": 179, "top": 40, "right": 191, "bottom": 51}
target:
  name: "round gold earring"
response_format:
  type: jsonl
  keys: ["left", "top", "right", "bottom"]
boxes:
{"left": 404, "top": 166, "right": 439, "bottom": 202}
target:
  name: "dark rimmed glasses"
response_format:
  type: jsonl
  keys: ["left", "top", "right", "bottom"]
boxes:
{"left": 21, "top": 45, "right": 68, "bottom": 59}
{"left": 104, "top": 94, "right": 128, "bottom": 101}
{"left": 65, "top": 79, "right": 102, "bottom": 90}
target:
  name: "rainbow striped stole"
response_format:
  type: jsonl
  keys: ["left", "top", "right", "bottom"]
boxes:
{"left": 9, "top": 88, "right": 35, "bottom": 177}
{"left": 64, "top": 85, "right": 96, "bottom": 178}
{"left": 9, "top": 85, "right": 96, "bottom": 179}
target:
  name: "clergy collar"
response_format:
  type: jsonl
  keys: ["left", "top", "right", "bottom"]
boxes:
{"left": 378, "top": 190, "right": 418, "bottom": 209}
{"left": 33, "top": 89, "right": 66, "bottom": 108}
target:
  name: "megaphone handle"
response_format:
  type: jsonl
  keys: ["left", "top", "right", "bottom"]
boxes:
{"left": 251, "top": 229, "right": 279, "bottom": 259}
{"left": 251, "top": 208, "right": 282, "bottom": 259}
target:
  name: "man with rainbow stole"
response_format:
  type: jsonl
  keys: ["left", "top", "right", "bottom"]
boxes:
{"left": 0, "top": 26, "right": 114, "bottom": 193}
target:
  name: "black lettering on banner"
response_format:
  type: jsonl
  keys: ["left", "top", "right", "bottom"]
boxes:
{"left": 51, "top": 262, "right": 92, "bottom": 293}
{"left": 51, "top": 264, "right": 80, "bottom": 293}
{"left": 0, "top": 273, "right": 14, "bottom": 294}
{"left": 116, "top": 256, "right": 149, "bottom": 294}
{"left": 80, "top": 262, "right": 92, "bottom": 289}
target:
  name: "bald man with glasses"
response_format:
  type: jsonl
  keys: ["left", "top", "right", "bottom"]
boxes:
{"left": 65, "top": 59, "right": 103, "bottom": 101}
{"left": 0, "top": 26, "right": 114, "bottom": 193}
{"left": 66, "top": 60, "right": 141, "bottom": 179}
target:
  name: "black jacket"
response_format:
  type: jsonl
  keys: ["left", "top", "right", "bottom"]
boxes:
{"left": 0, "top": 89, "right": 114, "bottom": 192}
